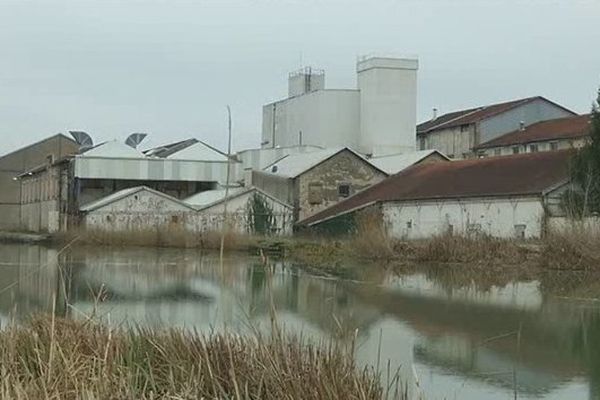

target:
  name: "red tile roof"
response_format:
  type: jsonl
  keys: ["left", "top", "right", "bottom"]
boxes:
{"left": 417, "top": 96, "right": 576, "bottom": 135}
{"left": 475, "top": 114, "right": 591, "bottom": 149}
{"left": 300, "top": 150, "right": 574, "bottom": 226}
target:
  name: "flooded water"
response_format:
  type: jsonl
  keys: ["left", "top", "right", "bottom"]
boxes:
{"left": 1, "top": 243, "right": 599, "bottom": 399}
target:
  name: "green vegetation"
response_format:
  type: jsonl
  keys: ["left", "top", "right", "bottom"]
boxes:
{"left": 0, "top": 316, "right": 402, "bottom": 400}
{"left": 246, "top": 192, "right": 276, "bottom": 235}
{"left": 563, "top": 88, "right": 600, "bottom": 216}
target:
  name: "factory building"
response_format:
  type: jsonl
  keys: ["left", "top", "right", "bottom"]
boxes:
{"left": 474, "top": 114, "right": 591, "bottom": 157}
{"left": 300, "top": 150, "right": 574, "bottom": 239}
{"left": 261, "top": 56, "right": 418, "bottom": 157}
{"left": 15, "top": 133, "right": 240, "bottom": 233}
{"left": 0, "top": 134, "right": 78, "bottom": 230}
{"left": 417, "top": 96, "right": 576, "bottom": 159}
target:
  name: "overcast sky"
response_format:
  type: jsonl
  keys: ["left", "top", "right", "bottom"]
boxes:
{"left": 1, "top": 0, "right": 599, "bottom": 156}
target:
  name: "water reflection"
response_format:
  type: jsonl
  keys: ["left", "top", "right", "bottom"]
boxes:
{"left": 1, "top": 243, "right": 600, "bottom": 400}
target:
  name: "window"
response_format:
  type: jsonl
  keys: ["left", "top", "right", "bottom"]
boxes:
{"left": 529, "top": 144, "right": 538, "bottom": 153}
{"left": 550, "top": 141, "right": 559, "bottom": 151}
{"left": 338, "top": 184, "right": 350, "bottom": 198}
{"left": 171, "top": 215, "right": 180, "bottom": 224}
{"left": 460, "top": 124, "right": 469, "bottom": 132}
{"left": 514, "top": 224, "right": 526, "bottom": 239}
{"left": 406, "top": 221, "right": 413, "bottom": 229}
{"left": 494, "top": 148, "right": 502, "bottom": 156}
{"left": 308, "top": 183, "right": 323, "bottom": 205}
{"left": 467, "top": 223, "right": 482, "bottom": 236}
{"left": 512, "top": 146, "right": 520, "bottom": 155}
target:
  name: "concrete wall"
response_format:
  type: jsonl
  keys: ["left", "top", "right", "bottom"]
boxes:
{"left": 261, "top": 89, "right": 361, "bottom": 150}
{"left": 357, "top": 57, "right": 418, "bottom": 156}
{"left": 296, "top": 150, "right": 387, "bottom": 221}
{"left": 382, "top": 196, "right": 545, "bottom": 239}
{"left": 419, "top": 125, "right": 475, "bottom": 159}
{"left": 479, "top": 99, "right": 575, "bottom": 144}
{"left": 250, "top": 170, "right": 295, "bottom": 206}
{"left": 237, "top": 145, "right": 322, "bottom": 171}
{"left": 84, "top": 188, "right": 293, "bottom": 236}
{"left": 0, "top": 134, "right": 77, "bottom": 230}
{"left": 191, "top": 190, "right": 293, "bottom": 235}
{"left": 479, "top": 137, "right": 588, "bottom": 157}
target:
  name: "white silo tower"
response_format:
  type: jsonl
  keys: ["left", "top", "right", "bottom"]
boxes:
{"left": 357, "top": 56, "right": 418, "bottom": 156}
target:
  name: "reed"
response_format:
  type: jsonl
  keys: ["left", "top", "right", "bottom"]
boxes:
{"left": 0, "top": 315, "right": 399, "bottom": 400}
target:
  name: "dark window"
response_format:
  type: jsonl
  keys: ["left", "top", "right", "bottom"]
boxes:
{"left": 550, "top": 141, "right": 559, "bottom": 151}
{"left": 512, "top": 146, "right": 520, "bottom": 154}
{"left": 338, "top": 184, "right": 350, "bottom": 198}
{"left": 529, "top": 144, "right": 538, "bottom": 153}
{"left": 171, "top": 215, "right": 180, "bottom": 224}
{"left": 494, "top": 148, "right": 501, "bottom": 156}
{"left": 460, "top": 124, "right": 469, "bottom": 132}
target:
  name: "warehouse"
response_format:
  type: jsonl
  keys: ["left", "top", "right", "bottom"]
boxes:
{"left": 300, "top": 151, "right": 574, "bottom": 239}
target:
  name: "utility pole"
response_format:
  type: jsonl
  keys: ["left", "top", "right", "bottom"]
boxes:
{"left": 219, "top": 105, "right": 233, "bottom": 267}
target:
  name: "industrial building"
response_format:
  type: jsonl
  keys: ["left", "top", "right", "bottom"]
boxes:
{"left": 81, "top": 185, "right": 292, "bottom": 236}
{"left": 301, "top": 150, "right": 574, "bottom": 239}
{"left": 474, "top": 114, "right": 591, "bottom": 157}
{"left": 250, "top": 147, "right": 388, "bottom": 221}
{"left": 0, "top": 134, "right": 78, "bottom": 230}
{"left": 15, "top": 133, "right": 241, "bottom": 233}
{"left": 261, "top": 56, "right": 418, "bottom": 157}
{"left": 417, "top": 96, "right": 577, "bottom": 159}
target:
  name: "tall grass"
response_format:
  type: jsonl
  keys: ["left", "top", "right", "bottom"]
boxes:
{"left": 0, "top": 315, "right": 399, "bottom": 400}
{"left": 540, "top": 224, "right": 600, "bottom": 270}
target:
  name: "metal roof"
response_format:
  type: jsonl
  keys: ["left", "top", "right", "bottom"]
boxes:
{"left": 369, "top": 150, "right": 449, "bottom": 175}
{"left": 80, "top": 186, "right": 195, "bottom": 212}
{"left": 262, "top": 147, "right": 385, "bottom": 178}
{"left": 167, "top": 141, "right": 229, "bottom": 162}
{"left": 475, "top": 114, "right": 591, "bottom": 149}
{"left": 184, "top": 187, "right": 246, "bottom": 207}
{"left": 184, "top": 186, "right": 292, "bottom": 211}
{"left": 417, "top": 96, "right": 577, "bottom": 135}
{"left": 80, "top": 140, "right": 145, "bottom": 158}
{"left": 301, "top": 150, "right": 574, "bottom": 226}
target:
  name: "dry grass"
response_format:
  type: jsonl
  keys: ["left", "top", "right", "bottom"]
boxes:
{"left": 55, "top": 227, "right": 255, "bottom": 251}
{"left": 411, "top": 234, "right": 530, "bottom": 264}
{"left": 350, "top": 212, "right": 396, "bottom": 260}
{"left": 0, "top": 315, "right": 400, "bottom": 400}
{"left": 540, "top": 226, "right": 600, "bottom": 270}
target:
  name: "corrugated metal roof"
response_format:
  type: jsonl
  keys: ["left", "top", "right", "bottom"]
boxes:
{"left": 263, "top": 148, "right": 343, "bottom": 178}
{"left": 262, "top": 147, "right": 385, "bottom": 178}
{"left": 369, "top": 150, "right": 449, "bottom": 175}
{"left": 81, "top": 140, "right": 145, "bottom": 158}
{"left": 417, "top": 96, "right": 576, "bottom": 135}
{"left": 184, "top": 187, "right": 246, "bottom": 207}
{"left": 167, "top": 141, "right": 228, "bottom": 162}
{"left": 80, "top": 186, "right": 195, "bottom": 212}
{"left": 475, "top": 114, "right": 591, "bottom": 149}
{"left": 301, "top": 150, "right": 574, "bottom": 226}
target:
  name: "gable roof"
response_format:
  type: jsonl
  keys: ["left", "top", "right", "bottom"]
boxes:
{"left": 263, "top": 147, "right": 386, "bottom": 178}
{"left": 80, "top": 186, "right": 195, "bottom": 212}
{"left": 185, "top": 186, "right": 292, "bottom": 211}
{"left": 144, "top": 138, "right": 199, "bottom": 158}
{"left": 369, "top": 150, "right": 449, "bottom": 175}
{"left": 417, "top": 96, "right": 576, "bottom": 135}
{"left": 300, "top": 150, "right": 574, "bottom": 226}
{"left": 80, "top": 140, "right": 145, "bottom": 158}
{"left": 0, "top": 133, "right": 77, "bottom": 161}
{"left": 167, "top": 140, "right": 229, "bottom": 162}
{"left": 475, "top": 114, "right": 591, "bottom": 149}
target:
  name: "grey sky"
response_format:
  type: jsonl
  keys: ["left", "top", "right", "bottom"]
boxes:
{"left": 1, "top": 0, "right": 599, "bottom": 156}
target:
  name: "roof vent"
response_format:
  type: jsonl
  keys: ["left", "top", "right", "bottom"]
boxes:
{"left": 69, "top": 131, "right": 94, "bottom": 152}
{"left": 432, "top": 108, "right": 438, "bottom": 120}
{"left": 519, "top": 121, "right": 525, "bottom": 131}
{"left": 125, "top": 133, "right": 148, "bottom": 149}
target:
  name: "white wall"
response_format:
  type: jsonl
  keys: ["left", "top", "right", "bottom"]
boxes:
{"left": 237, "top": 145, "right": 322, "bottom": 171}
{"left": 261, "top": 89, "right": 360, "bottom": 150}
{"left": 382, "top": 197, "right": 545, "bottom": 239}
{"left": 190, "top": 191, "right": 293, "bottom": 235}
{"left": 357, "top": 57, "right": 418, "bottom": 156}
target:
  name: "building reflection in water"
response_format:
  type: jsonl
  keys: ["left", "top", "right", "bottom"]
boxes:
{"left": 1, "top": 243, "right": 600, "bottom": 400}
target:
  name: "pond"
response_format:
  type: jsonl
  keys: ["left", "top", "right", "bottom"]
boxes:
{"left": 0, "top": 242, "right": 599, "bottom": 400}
